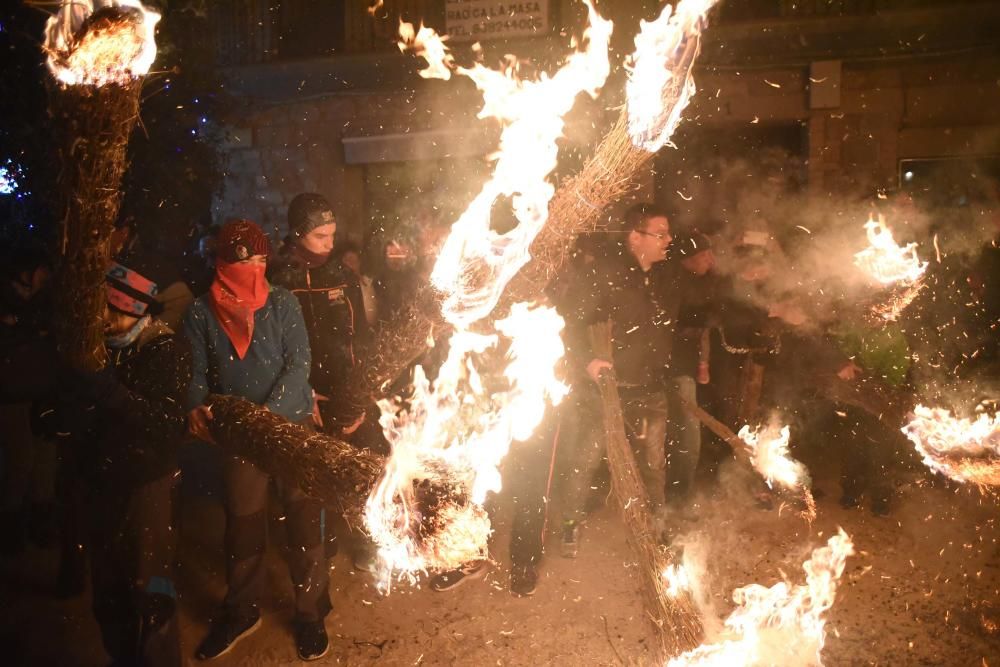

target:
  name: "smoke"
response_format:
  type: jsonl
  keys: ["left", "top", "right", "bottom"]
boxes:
{"left": 675, "top": 148, "right": 998, "bottom": 333}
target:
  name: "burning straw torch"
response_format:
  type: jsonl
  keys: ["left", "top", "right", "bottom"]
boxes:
{"left": 42, "top": 0, "right": 160, "bottom": 371}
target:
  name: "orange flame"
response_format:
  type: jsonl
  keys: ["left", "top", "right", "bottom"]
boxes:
{"left": 365, "top": 304, "right": 568, "bottom": 587}
{"left": 738, "top": 423, "right": 816, "bottom": 521}
{"left": 902, "top": 405, "right": 1000, "bottom": 487}
{"left": 399, "top": 1, "right": 613, "bottom": 325}
{"left": 663, "top": 563, "right": 693, "bottom": 598}
{"left": 625, "top": 0, "right": 717, "bottom": 152}
{"left": 853, "top": 215, "right": 927, "bottom": 286}
{"left": 667, "top": 530, "right": 854, "bottom": 666}
{"left": 44, "top": 1, "right": 160, "bottom": 87}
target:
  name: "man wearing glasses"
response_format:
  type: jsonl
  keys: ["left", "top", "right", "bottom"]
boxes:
{"left": 559, "top": 203, "right": 679, "bottom": 555}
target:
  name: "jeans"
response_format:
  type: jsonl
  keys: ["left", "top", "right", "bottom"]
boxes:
{"left": 561, "top": 386, "right": 667, "bottom": 521}
{"left": 664, "top": 375, "right": 702, "bottom": 510}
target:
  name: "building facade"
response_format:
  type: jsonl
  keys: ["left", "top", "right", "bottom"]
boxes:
{"left": 209, "top": 0, "right": 1000, "bottom": 243}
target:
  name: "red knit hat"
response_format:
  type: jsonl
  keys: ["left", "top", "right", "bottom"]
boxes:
{"left": 216, "top": 219, "right": 272, "bottom": 263}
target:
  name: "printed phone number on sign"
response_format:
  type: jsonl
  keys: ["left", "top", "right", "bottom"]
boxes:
{"left": 447, "top": 16, "right": 545, "bottom": 37}
{"left": 445, "top": 1, "right": 548, "bottom": 39}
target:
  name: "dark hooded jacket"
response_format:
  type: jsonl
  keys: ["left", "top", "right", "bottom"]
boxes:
{"left": 268, "top": 244, "right": 369, "bottom": 411}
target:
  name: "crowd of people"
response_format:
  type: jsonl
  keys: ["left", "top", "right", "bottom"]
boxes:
{"left": 1, "top": 189, "right": 997, "bottom": 665}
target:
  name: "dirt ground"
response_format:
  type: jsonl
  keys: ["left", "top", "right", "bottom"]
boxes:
{"left": 1, "top": 456, "right": 998, "bottom": 666}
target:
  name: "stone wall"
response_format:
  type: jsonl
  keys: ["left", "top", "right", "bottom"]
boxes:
{"left": 684, "top": 53, "right": 1000, "bottom": 198}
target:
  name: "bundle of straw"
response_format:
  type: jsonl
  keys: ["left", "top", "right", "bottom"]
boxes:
{"left": 589, "top": 321, "right": 704, "bottom": 658}
{"left": 45, "top": 4, "right": 155, "bottom": 371}
{"left": 206, "top": 394, "right": 384, "bottom": 522}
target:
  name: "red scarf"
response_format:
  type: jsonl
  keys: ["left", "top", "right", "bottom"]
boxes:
{"left": 209, "top": 260, "right": 269, "bottom": 359}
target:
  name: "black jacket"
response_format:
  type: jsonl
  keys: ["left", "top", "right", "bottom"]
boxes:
{"left": 75, "top": 320, "right": 191, "bottom": 485}
{"left": 268, "top": 246, "right": 369, "bottom": 401}
{"left": 563, "top": 245, "right": 679, "bottom": 388}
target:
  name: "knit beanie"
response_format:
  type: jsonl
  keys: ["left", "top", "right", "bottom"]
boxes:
{"left": 216, "top": 219, "right": 272, "bottom": 263}
{"left": 106, "top": 262, "right": 162, "bottom": 316}
{"left": 287, "top": 193, "right": 335, "bottom": 238}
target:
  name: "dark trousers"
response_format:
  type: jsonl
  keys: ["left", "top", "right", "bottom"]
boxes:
{"left": 221, "top": 455, "right": 330, "bottom": 623}
{"left": 562, "top": 386, "right": 668, "bottom": 520}
{"left": 834, "top": 407, "right": 894, "bottom": 504}
{"left": 89, "top": 471, "right": 181, "bottom": 667}
{"left": 506, "top": 411, "right": 560, "bottom": 567}
{"left": 664, "top": 375, "right": 702, "bottom": 510}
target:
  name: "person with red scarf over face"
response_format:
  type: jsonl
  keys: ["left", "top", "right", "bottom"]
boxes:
{"left": 183, "top": 220, "right": 331, "bottom": 662}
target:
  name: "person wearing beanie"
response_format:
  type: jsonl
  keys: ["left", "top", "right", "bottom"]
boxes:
{"left": 268, "top": 194, "right": 370, "bottom": 436}
{"left": 57, "top": 262, "right": 192, "bottom": 666}
{"left": 183, "top": 218, "right": 331, "bottom": 662}
{"left": 269, "top": 194, "right": 377, "bottom": 570}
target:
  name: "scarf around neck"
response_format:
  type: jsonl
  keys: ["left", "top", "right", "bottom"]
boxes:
{"left": 291, "top": 241, "right": 331, "bottom": 269}
{"left": 208, "top": 260, "right": 270, "bottom": 359}
{"left": 106, "top": 314, "right": 151, "bottom": 349}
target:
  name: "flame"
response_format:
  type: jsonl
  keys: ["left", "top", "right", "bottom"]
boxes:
{"left": 663, "top": 563, "right": 692, "bottom": 598}
{"left": 365, "top": 304, "right": 568, "bottom": 587}
{"left": 667, "top": 530, "right": 855, "bottom": 667}
{"left": 901, "top": 405, "right": 1000, "bottom": 487}
{"left": 44, "top": 1, "right": 160, "bottom": 87}
{"left": 625, "top": 0, "right": 718, "bottom": 152}
{"left": 738, "top": 423, "right": 816, "bottom": 520}
{"left": 853, "top": 215, "right": 928, "bottom": 286}
{"left": 399, "top": 1, "right": 613, "bottom": 326}
{"left": 397, "top": 21, "right": 455, "bottom": 80}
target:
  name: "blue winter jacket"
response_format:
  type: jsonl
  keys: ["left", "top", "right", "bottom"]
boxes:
{"left": 183, "top": 286, "right": 313, "bottom": 421}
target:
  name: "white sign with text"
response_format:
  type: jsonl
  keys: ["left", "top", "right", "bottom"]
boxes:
{"left": 445, "top": 1, "right": 549, "bottom": 42}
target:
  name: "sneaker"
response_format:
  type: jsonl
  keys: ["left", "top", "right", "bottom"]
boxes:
{"left": 510, "top": 563, "right": 538, "bottom": 597}
{"left": 429, "top": 561, "right": 487, "bottom": 592}
{"left": 195, "top": 613, "right": 262, "bottom": 660}
{"left": 560, "top": 520, "right": 580, "bottom": 559}
{"left": 295, "top": 620, "right": 330, "bottom": 662}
